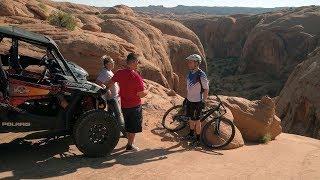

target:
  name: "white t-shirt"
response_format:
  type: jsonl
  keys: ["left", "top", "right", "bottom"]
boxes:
{"left": 186, "top": 69, "right": 209, "bottom": 102}
{"left": 96, "top": 68, "right": 119, "bottom": 100}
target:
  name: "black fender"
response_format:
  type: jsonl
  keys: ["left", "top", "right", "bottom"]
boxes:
{"left": 64, "top": 90, "right": 106, "bottom": 130}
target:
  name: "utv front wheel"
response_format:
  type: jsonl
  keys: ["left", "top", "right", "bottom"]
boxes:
{"left": 73, "top": 110, "right": 120, "bottom": 157}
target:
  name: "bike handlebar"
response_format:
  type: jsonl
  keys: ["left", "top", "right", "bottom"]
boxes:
{"left": 211, "top": 93, "right": 227, "bottom": 115}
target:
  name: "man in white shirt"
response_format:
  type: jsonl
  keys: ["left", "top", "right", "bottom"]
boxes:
{"left": 184, "top": 54, "right": 209, "bottom": 146}
{"left": 96, "top": 55, "right": 125, "bottom": 136}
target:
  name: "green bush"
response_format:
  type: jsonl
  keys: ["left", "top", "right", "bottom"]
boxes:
{"left": 259, "top": 133, "right": 272, "bottom": 144}
{"left": 48, "top": 11, "right": 77, "bottom": 31}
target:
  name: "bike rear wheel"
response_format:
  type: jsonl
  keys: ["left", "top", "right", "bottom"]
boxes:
{"left": 201, "top": 117, "right": 235, "bottom": 149}
{"left": 162, "top": 105, "right": 187, "bottom": 132}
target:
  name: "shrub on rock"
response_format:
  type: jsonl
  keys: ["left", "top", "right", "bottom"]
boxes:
{"left": 48, "top": 11, "right": 77, "bottom": 31}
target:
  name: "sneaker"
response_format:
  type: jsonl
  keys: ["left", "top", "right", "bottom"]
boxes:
{"left": 183, "top": 134, "right": 195, "bottom": 141}
{"left": 125, "top": 144, "right": 140, "bottom": 152}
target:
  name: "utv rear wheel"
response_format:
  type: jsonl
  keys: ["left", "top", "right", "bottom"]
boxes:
{"left": 73, "top": 110, "right": 120, "bottom": 157}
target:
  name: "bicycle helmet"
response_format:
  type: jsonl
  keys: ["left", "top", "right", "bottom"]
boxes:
{"left": 186, "top": 54, "right": 202, "bottom": 63}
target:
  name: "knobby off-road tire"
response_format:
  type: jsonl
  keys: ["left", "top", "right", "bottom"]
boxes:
{"left": 162, "top": 105, "right": 187, "bottom": 132}
{"left": 201, "top": 117, "right": 236, "bottom": 149}
{"left": 73, "top": 109, "right": 120, "bottom": 157}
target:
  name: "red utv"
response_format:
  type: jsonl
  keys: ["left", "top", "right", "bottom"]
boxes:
{"left": 0, "top": 26, "right": 120, "bottom": 157}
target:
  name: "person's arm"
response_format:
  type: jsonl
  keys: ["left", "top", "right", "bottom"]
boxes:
{"left": 96, "top": 71, "right": 111, "bottom": 96}
{"left": 203, "top": 89, "right": 209, "bottom": 101}
{"left": 106, "top": 79, "right": 115, "bottom": 89}
{"left": 96, "top": 79, "right": 103, "bottom": 86}
{"left": 136, "top": 76, "right": 149, "bottom": 98}
{"left": 137, "top": 86, "right": 150, "bottom": 98}
{"left": 100, "top": 81, "right": 111, "bottom": 97}
{"left": 96, "top": 71, "right": 107, "bottom": 88}
{"left": 106, "top": 71, "right": 119, "bottom": 89}
{"left": 201, "top": 73, "right": 210, "bottom": 102}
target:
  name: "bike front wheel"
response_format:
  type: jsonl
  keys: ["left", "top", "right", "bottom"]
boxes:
{"left": 201, "top": 117, "right": 236, "bottom": 149}
{"left": 162, "top": 105, "right": 187, "bottom": 132}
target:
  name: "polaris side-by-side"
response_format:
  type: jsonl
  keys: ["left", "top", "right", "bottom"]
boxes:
{"left": 0, "top": 26, "right": 120, "bottom": 157}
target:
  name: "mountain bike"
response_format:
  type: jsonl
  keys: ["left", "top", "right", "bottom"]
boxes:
{"left": 162, "top": 94, "right": 235, "bottom": 148}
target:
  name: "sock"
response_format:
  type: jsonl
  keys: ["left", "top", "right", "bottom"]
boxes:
{"left": 189, "top": 129, "right": 194, "bottom": 136}
{"left": 196, "top": 134, "right": 200, "bottom": 141}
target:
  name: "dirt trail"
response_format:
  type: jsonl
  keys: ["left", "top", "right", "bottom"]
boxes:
{"left": 0, "top": 129, "right": 319, "bottom": 180}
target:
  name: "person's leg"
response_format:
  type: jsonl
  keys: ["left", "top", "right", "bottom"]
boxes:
{"left": 185, "top": 101, "right": 196, "bottom": 139}
{"left": 125, "top": 105, "right": 142, "bottom": 151}
{"left": 195, "top": 120, "right": 201, "bottom": 141}
{"left": 122, "top": 108, "right": 131, "bottom": 145}
{"left": 127, "top": 133, "right": 135, "bottom": 146}
{"left": 193, "top": 103, "right": 203, "bottom": 144}
{"left": 108, "top": 98, "right": 126, "bottom": 136}
{"left": 189, "top": 120, "right": 195, "bottom": 135}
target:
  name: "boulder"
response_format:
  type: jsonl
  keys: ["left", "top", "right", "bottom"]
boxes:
{"left": 221, "top": 96, "right": 282, "bottom": 142}
{"left": 104, "top": 5, "right": 135, "bottom": 16}
{"left": 76, "top": 14, "right": 103, "bottom": 25}
{"left": 165, "top": 35, "right": 205, "bottom": 96}
{"left": 26, "top": 3, "right": 49, "bottom": 20}
{"left": 237, "top": 7, "right": 320, "bottom": 76}
{"left": 47, "top": 1, "right": 100, "bottom": 14}
{"left": 181, "top": 15, "right": 261, "bottom": 59}
{"left": 238, "top": 25, "right": 318, "bottom": 75}
{"left": 0, "top": 0, "right": 34, "bottom": 17}
{"left": 0, "top": 0, "right": 15, "bottom": 16}
{"left": 142, "top": 18, "right": 205, "bottom": 57}
{"left": 98, "top": 13, "right": 205, "bottom": 93}
{"left": 99, "top": 17, "right": 173, "bottom": 87}
{"left": 82, "top": 23, "right": 101, "bottom": 32}
{"left": 276, "top": 48, "right": 320, "bottom": 139}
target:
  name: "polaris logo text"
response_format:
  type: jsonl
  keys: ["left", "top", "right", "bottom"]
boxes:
{"left": 1, "top": 122, "right": 31, "bottom": 127}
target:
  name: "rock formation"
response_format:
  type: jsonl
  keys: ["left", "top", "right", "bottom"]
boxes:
{"left": 220, "top": 96, "right": 282, "bottom": 142}
{"left": 179, "top": 7, "right": 320, "bottom": 100}
{"left": 0, "top": 0, "right": 205, "bottom": 94}
{"left": 276, "top": 48, "right": 320, "bottom": 139}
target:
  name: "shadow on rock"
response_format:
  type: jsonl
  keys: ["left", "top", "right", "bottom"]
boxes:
{"left": 0, "top": 131, "right": 199, "bottom": 179}
{"left": 151, "top": 125, "right": 224, "bottom": 156}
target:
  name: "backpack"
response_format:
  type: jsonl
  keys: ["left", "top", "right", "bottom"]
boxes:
{"left": 197, "top": 70, "right": 206, "bottom": 108}
{"left": 196, "top": 70, "right": 204, "bottom": 95}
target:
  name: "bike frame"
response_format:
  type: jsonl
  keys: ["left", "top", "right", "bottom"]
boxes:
{"left": 177, "top": 94, "right": 227, "bottom": 123}
{"left": 199, "top": 94, "right": 227, "bottom": 134}
{"left": 200, "top": 94, "right": 227, "bottom": 121}
{"left": 163, "top": 93, "right": 235, "bottom": 147}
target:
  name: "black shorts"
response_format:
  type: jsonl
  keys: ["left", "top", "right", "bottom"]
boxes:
{"left": 122, "top": 105, "right": 143, "bottom": 133}
{"left": 186, "top": 100, "right": 203, "bottom": 121}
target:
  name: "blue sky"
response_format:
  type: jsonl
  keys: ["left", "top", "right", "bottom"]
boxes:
{"left": 54, "top": 0, "right": 320, "bottom": 8}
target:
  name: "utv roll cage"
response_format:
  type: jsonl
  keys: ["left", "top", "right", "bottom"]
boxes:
{"left": 0, "top": 26, "right": 78, "bottom": 82}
